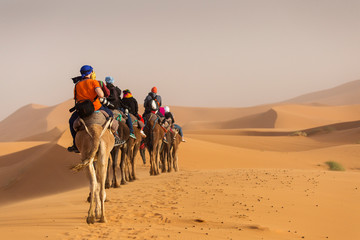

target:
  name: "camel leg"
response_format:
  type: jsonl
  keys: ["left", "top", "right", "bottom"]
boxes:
{"left": 94, "top": 153, "right": 102, "bottom": 219}
{"left": 174, "top": 153, "right": 179, "bottom": 172}
{"left": 167, "top": 145, "right": 173, "bottom": 172}
{"left": 125, "top": 146, "right": 133, "bottom": 181}
{"left": 120, "top": 146, "right": 128, "bottom": 184}
{"left": 131, "top": 143, "right": 140, "bottom": 180}
{"left": 87, "top": 159, "right": 97, "bottom": 224}
{"left": 97, "top": 143, "right": 108, "bottom": 223}
{"left": 152, "top": 146, "right": 158, "bottom": 175}
{"left": 140, "top": 147, "right": 146, "bottom": 165}
{"left": 112, "top": 147, "right": 122, "bottom": 187}
{"left": 105, "top": 153, "right": 113, "bottom": 189}
{"left": 94, "top": 183, "right": 101, "bottom": 219}
{"left": 160, "top": 143, "right": 167, "bottom": 173}
{"left": 149, "top": 150, "right": 155, "bottom": 176}
{"left": 124, "top": 153, "right": 130, "bottom": 182}
{"left": 154, "top": 140, "right": 162, "bottom": 175}
{"left": 173, "top": 146, "right": 179, "bottom": 172}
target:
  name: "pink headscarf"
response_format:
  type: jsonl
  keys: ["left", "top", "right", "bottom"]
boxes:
{"left": 159, "top": 107, "right": 165, "bottom": 116}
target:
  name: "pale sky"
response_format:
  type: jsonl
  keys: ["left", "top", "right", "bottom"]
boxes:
{"left": 1, "top": 0, "right": 360, "bottom": 121}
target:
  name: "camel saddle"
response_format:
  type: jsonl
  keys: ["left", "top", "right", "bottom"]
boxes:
{"left": 73, "top": 110, "right": 117, "bottom": 133}
{"left": 112, "top": 109, "right": 144, "bottom": 129}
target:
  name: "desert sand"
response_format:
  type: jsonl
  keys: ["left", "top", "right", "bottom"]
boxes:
{"left": 0, "top": 81, "right": 360, "bottom": 240}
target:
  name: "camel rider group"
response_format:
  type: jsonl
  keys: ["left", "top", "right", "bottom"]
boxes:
{"left": 68, "top": 65, "right": 185, "bottom": 153}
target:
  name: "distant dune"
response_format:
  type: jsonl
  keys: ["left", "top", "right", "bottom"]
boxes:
{"left": 283, "top": 79, "right": 360, "bottom": 105}
{"left": 184, "top": 104, "right": 360, "bottom": 130}
{"left": 0, "top": 100, "right": 73, "bottom": 142}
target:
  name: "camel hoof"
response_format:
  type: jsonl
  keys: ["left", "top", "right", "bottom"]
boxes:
{"left": 87, "top": 216, "right": 96, "bottom": 224}
{"left": 121, "top": 181, "right": 127, "bottom": 185}
{"left": 114, "top": 183, "right": 121, "bottom": 188}
{"left": 100, "top": 216, "right": 107, "bottom": 223}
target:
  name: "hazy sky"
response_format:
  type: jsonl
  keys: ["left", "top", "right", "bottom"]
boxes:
{"left": 1, "top": 0, "right": 360, "bottom": 121}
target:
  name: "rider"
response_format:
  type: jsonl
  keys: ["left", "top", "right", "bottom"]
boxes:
{"left": 122, "top": 89, "right": 146, "bottom": 138}
{"left": 164, "top": 106, "right": 186, "bottom": 142}
{"left": 68, "top": 65, "right": 120, "bottom": 153}
{"left": 72, "top": 72, "right": 110, "bottom": 97}
{"left": 105, "top": 76, "right": 136, "bottom": 139}
{"left": 143, "top": 86, "right": 163, "bottom": 118}
{"left": 104, "top": 76, "right": 122, "bottom": 109}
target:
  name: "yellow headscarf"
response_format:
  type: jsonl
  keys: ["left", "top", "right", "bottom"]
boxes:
{"left": 90, "top": 71, "right": 96, "bottom": 80}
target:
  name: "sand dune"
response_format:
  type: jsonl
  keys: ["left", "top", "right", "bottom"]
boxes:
{"left": 184, "top": 104, "right": 360, "bottom": 130}
{"left": 0, "top": 81, "right": 360, "bottom": 239}
{"left": 19, "top": 127, "right": 64, "bottom": 142}
{"left": 0, "top": 141, "right": 49, "bottom": 157}
{"left": 0, "top": 100, "right": 73, "bottom": 142}
{"left": 171, "top": 105, "right": 272, "bottom": 126}
{"left": 183, "top": 108, "right": 277, "bottom": 129}
{"left": 284, "top": 79, "right": 360, "bottom": 105}
{"left": 0, "top": 104, "right": 53, "bottom": 142}
{"left": 0, "top": 143, "right": 87, "bottom": 205}
{"left": 272, "top": 104, "right": 360, "bottom": 129}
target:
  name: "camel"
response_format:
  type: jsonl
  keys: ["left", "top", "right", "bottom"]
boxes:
{"left": 106, "top": 110, "right": 143, "bottom": 187}
{"left": 160, "top": 127, "right": 182, "bottom": 172}
{"left": 126, "top": 126, "right": 142, "bottom": 180}
{"left": 143, "top": 112, "right": 166, "bottom": 175}
{"left": 72, "top": 116, "right": 114, "bottom": 224}
{"left": 106, "top": 120, "right": 129, "bottom": 188}
{"left": 160, "top": 131, "right": 172, "bottom": 172}
{"left": 170, "top": 129, "right": 182, "bottom": 172}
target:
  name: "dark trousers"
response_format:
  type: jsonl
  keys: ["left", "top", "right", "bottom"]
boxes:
{"left": 69, "top": 111, "right": 78, "bottom": 146}
{"left": 120, "top": 108, "right": 134, "bottom": 134}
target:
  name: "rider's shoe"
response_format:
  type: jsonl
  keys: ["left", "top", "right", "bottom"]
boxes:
{"left": 130, "top": 133, "right": 137, "bottom": 139}
{"left": 67, "top": 145, "right": 80, "bottom": 153}
{"left": 114, "top": 135, "right": 125, "bottom": 146}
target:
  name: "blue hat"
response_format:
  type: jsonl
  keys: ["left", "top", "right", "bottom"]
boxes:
{"left": 80, "top": 65, "right": 93, "bottom": 78}
{"left": 105, "top": 76, "right": 114, "bottom": 84}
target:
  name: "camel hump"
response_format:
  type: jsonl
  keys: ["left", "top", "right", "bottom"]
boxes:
{"left": 83, "top": 111, "right": 107, "bottom": 126}
{"left": 112, "top": 109, "right": 127, "bottom": 123}
{"left": 149, "top": 112, "right": 159, "bottom": 122}
{"left": 73, "top": 111, "right": 108, "bottom": 132}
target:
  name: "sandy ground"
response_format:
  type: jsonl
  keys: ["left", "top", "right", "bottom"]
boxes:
{"left": 0, "top": 164, "right": 359, "bottom": 240}
{"left": 0, "top": 99, "right": 360, "bottom": 239}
